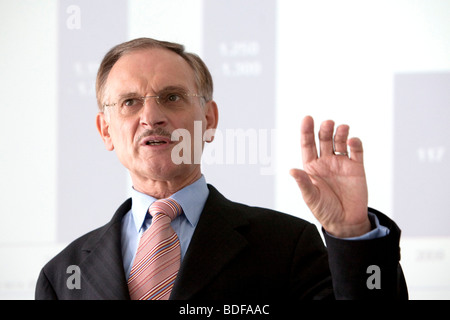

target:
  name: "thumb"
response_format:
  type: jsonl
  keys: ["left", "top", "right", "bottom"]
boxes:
{"left": 289, "top": 168, "right": 318, "bottom": 206}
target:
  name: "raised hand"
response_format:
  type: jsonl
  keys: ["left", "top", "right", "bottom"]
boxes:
{"left": 290, "top": 116, "right": 371, "bottom": 238}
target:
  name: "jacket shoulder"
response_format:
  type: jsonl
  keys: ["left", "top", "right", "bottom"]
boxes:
{"left": 206, "top": 184, "right": 314, "bottom": 230}
{"left": 35, "top": 198, "right": 132, "bottom": 299}
{"left": 44, "top": 198, "right": 131, "bottom": 267}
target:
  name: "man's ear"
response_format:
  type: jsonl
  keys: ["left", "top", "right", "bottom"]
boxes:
{"left": 204, "top": 100, "right": 219, "bottom": 143}
{"left": 96, "top": 112, "right": 114, "bottom": 151}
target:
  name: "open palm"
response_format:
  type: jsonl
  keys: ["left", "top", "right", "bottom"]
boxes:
{"left": 290, "top": 116, "right": 370, "bottom": 238}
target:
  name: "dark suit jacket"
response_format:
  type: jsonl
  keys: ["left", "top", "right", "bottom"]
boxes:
{"left": 35, "top": 185, "right": 407, "bottom": 300}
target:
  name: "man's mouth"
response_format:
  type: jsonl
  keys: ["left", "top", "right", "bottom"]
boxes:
{"left": 145, "top": 140, "right": 168, "bottom": 146}
{"left": 140, "top": 134, "right": 172, "bottom": 147}
{"left": 138, "top": 128, "right": 173, "bottom": 147}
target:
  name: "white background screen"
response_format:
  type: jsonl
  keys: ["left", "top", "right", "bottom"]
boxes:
{"left": 1, "top": 0, "right": 449, "bottom": 299}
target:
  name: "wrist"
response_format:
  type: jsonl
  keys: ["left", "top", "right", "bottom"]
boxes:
{"left": 324, "top": 218, "right": 372, "bottom": 238}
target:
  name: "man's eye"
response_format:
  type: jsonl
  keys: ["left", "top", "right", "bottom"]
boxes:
{"left": 121, "top": 98, "right": 142, "bottom": 108}
{"left": 124, "top": 99, "right": 137, "bottom": 106}
{"left": 167, "top": 94, "right": 181, "bottom": 102}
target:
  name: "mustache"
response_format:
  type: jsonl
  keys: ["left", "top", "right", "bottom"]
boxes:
{"left": 136, "top": 127, "right": 173, "bottom": 143}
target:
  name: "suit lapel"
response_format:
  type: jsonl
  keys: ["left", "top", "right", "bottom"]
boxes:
{"left": 78, "top": 199, "right": 131, "bottom": 300}
{"left": 170, "top": 185, "right": 249, "bottom": 300}
{"left": 72, "top": 186, "right": 248, "bottom": 300}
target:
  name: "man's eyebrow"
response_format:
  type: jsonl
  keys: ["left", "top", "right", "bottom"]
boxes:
{"left": 116, "top": 92, "right": 142, "bottom": 100}
{"left": 114, "top": 85, "right": 191, "bottom": 100}
{"left": 157, "top": 85, "right": 190, "bottom": 93}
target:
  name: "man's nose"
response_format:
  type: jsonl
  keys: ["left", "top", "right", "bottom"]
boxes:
{"left": 139, "top": 97, "right": 168, "bottom": 128}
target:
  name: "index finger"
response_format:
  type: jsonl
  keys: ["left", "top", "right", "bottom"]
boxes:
{"left": 300, "top": 116, "right": 318, "bottom": 164}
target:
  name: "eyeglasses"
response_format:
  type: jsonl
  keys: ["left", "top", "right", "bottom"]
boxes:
{"left": 103, "top": 88, "right": 205, "bottom": 116}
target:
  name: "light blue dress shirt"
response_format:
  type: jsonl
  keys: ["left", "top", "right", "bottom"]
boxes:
{"left": 121, "top": 175, "right": 209, "bottom": 280}
{"left": 120, "top": 175, "right": 389, "bottom": 279}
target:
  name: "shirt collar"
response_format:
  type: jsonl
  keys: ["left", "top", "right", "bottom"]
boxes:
{"left": 130, "top": 175, "right": 209, "bottom": 233}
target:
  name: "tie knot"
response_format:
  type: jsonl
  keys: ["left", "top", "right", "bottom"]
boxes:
{"left": 149, "top": 198, "right": 182, "bottom": 221}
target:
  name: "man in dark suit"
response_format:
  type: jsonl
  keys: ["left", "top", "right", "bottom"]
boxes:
{"left": 35, "top": 38, "right": 407, "bottom": 300}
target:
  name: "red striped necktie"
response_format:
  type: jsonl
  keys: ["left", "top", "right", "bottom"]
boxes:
{"left": 127, "top": 198, "right": 182, "bottom": 300}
